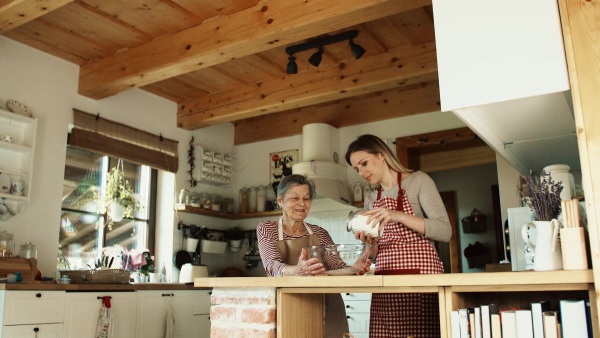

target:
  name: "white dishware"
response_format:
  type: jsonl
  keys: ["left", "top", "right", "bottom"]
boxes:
{"left": 10, "top": 181, "right": 23, "bottom": 196}
{"left": 0, "top": 135, "right": 12, "bottom": 143}
{"left": 522, "top": 219, "right": 563, "bottom": 271}
{"left": 6, "top": 99, "right": 33, "bottom": 117}
{"left": 0, "top": 173, "right": 10, "bottom": 194}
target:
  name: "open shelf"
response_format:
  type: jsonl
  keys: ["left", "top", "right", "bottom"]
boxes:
{"left": 175, "top": 203, "right": 282, "bottom": 220}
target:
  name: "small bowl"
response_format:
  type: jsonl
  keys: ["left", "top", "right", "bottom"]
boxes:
{"left": 306, "top": 244, "right": 371, "bottom": 276}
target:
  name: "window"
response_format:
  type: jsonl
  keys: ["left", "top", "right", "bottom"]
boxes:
{"left": 59, "top": 146, "right": 156, "bottom": 270}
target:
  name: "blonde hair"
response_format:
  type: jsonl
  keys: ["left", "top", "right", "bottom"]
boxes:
{"left": 345, "top": 134, "right": 412, "bottom": 174}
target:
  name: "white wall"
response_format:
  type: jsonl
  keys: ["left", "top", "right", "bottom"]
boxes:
{"left": 0, "top": 36, "right": 189, "bottom": 277}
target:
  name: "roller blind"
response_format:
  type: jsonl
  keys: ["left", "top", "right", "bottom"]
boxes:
{"left": 70, "top": 108, "right": 178, "bottom": 173}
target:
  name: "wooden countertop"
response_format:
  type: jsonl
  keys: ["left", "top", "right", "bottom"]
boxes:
{"left": 194, "top": 269, "right": 594, "bottom": 291}
{"left": 0, "top": 282, "right": 210, "bottom": 291}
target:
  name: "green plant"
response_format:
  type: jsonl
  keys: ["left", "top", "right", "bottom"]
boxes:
{"left": 524, "top": 170, "right": 563, "bottom": 221}
{"left": 226, "top": 226, "right": 245, "bottom": 240}
{"left": 104, "top": 164, "right": 141, "bottom": 219}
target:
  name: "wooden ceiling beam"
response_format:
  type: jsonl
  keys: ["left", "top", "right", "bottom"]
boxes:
{"left": 233, "top": 81, "right": 441, "bottom": 145}
{"left": 78, "top": 0, "right": 432, "bottom": 99}
{"left": 177, "top": 42, "right": 438, "bottom": 129}
{"left": 0, "top": 0, "right": 74, "bottom": 33}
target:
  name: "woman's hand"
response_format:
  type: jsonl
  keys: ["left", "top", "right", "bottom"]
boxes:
{"left": 353, "top": 253, "right": 372, "bottom": 276}
{"left": 296, "top": 248, "right": 327, "bottom": 276}
{"left": 362, "top": 207, "right": 398, "bottom": 232}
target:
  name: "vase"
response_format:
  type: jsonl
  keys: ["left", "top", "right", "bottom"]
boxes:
{"left": 521, "top": 219, "right": 563, "bottom": 271}
{"left": 110, "top": 201, "right": 125, "bottom": 222}
{"left": 229, "top": 239, "right": 242, "bottom": 252}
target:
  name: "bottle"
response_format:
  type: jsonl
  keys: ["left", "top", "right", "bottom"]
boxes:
{"left": 19, "top": 242, "right": 37, "bottom": 259}
{"left": 248, "top": 186, "right": 257, "bottom": 213}
{"left": 353, "top": 182, "right": 363, "bottom": 202}
{"left": 363, "top": 184, "right": 372, "bottom": 200}
{"left": 256, "top": 185, "right": 266, "bottom": 212}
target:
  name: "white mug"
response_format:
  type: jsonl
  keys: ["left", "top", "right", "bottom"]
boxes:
{"left": 10, "top": 181, "right": 23, "bottom": 196}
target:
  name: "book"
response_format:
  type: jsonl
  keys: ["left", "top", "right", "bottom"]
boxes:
{"left": 459, "top": 308, "right": 471, "bottom": 338}
{"left": 531, "top": 300, "right": 551, "bottom": 338}
{"left": 491, "top": 313, "right": 502, "bottom": 338}
{"left": 515, "top": 309, "right": 534, "bottom": 338}
{"left": 451, "top": 310, "right": 461, "bottom": 338}
{"left": 543, "top": 311, "right": 559, "bottom": 338}
{"left": 559, "top": 299, "right": 589, "bottom": 338}
{"left": 501, "top": 310, "right": 517, "bottom": 338}
{"left": 469, "top": 310, "right": 476, "bottom": 338}
{"left": 474, "top": 307, "right": 483, "bottom": 338}
{"left": 481, "top": 304, "right": 499, "bottom": 338}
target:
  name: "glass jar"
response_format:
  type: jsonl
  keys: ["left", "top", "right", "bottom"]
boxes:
{"left": 256, "top": 185, "right": 266, "bottom": 212}
{"left": 19, "top": 241, "right": 37, "bottom": 259}
{"left": 0, "top": 230, "right": 14, "bottom": 257}
{"left": 346, "top": 210, "right": 380, "bottom": 238}
{"left": 353, "top": 182, "right": 363, "bottom": 202}
{"left": 239, "top": 188, "right": 248, "bottom": 214}
{"left": 248, "top": 186, "right": 257, "bottom": 213}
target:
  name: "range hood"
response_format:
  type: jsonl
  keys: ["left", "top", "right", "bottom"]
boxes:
{"left": 292, "top": 124, "right": 354, "bottom": 212}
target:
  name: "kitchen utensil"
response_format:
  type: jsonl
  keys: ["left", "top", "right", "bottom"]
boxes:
{"left": 178, "top": 263, "right": 208, "bottom": 283}
{"left": 174, "top": 250, "right": 193, "bottom": 270}
{"left": 306, "top": 244, "right": 371, "bottom": 276}
{"left": 522, "top": 220, "right": 563, "bottom": 271}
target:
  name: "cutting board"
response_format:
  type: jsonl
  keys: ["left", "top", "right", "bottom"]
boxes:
{"left": 0, "top": 257, "right": 37, "bottom": 282}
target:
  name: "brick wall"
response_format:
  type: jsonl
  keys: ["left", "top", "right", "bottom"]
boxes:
{"left": 210, "top": 287, "right": 276, "bottom": 338}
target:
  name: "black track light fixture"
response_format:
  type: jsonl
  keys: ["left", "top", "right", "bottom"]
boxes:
{"left": 285, "top": 30, "right": 365, "bottom": 74}
{"left": 349, "top": 38, "right": 365, "bottom": 59}
{"left": 286, "top": 54, "right": 298, "bottom": 74}
{"left": 308, "top": 46, "right": 324, "bottom": 67}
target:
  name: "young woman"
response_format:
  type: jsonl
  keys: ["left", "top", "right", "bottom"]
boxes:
{"left": 345, "top": 134, "right": 451, "bottom": 338}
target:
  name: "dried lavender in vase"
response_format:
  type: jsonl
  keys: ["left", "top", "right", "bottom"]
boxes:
{"left": 525, "top": 170, "right": 563, "bottom": 221}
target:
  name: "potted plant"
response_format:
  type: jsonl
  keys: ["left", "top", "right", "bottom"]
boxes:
{"left": 226, "top": 227, "right": 245, "bottom": 252}
{"left": 104, "top": 160, "right": 140, "bottom": 222}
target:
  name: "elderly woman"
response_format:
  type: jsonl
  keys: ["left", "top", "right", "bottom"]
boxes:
{"left": 257, "top": 174, "right": 370, "bottom": 338}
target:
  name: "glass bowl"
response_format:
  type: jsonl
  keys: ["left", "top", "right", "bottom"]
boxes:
{"left": 306, "top": 244, "right": 371, "bottom": 276}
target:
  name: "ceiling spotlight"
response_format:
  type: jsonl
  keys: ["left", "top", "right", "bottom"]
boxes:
{"left": 308, "top": 46, "right": 323, "bottom": 67}
{"left": 286, "top": 54, "right": 298, "bottom": 74}
{"left": 349, "top": 39, "right": 365, "bottom": 59}
{"left": 284, "top": 30, "right": 365, "bottom": 74}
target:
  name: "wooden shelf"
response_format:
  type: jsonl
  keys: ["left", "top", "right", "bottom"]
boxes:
{"left": 175, "top": 204, "right": 282, "bottom": 220}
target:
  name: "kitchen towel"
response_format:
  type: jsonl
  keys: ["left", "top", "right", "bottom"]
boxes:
{"left": 96, "top": 296, "right": 114, "bottom": 338}
{"left": 165, "top": 296, "right": 175, "bottom": 338}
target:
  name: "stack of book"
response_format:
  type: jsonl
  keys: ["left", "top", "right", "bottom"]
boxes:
{"left": 450, "top": 299, "right": 590, "bottom": 338}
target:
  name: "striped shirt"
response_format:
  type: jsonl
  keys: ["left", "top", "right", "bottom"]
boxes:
{"left": 257, "top": 220, "right": 345, "bottom": 276}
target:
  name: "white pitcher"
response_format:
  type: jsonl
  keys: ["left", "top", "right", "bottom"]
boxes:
{"left": 522, "top": 219, "right": 563, "bottom": 271}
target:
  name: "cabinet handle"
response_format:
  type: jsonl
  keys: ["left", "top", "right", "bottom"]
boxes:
{"left": 346, "top": 305, "right": 351, "bottom": 308}
{"left": 35, "top": 293, "right": 42, "bottom": 298}
{"left": 346, "top": 316, "right": 351, "bottom": 319}
{"left": 162, "top": 293, "right": 174, "bottom": 297}
{"left": 209, "top": 291, "right": 212, "bottom": 295}
{"left": 97, "top": 296, "right": 112, "bottom": 299}
{"left": 33, "top": 327, "right": 40, "bottom": 332}
{"left": 345, "top": 293, "right": 351, "bottom": 296}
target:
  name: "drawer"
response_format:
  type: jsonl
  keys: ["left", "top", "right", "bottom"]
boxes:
{"left": 341, "top": 292, "right": 371, "bottom": 301}
{"left": 3, "top": 291, "right": 65, "bottom": 325}
{"left": 348, "top": 333, "right": 369, "bottom": 338}
{"left": 344, "top": 300, "right": 371, "bottom": 314}
{"left": 346, "top": 312, "right": 370, "bottom": 333}
{"left": 3, "top": 323, "right": 63, "bottom": 337}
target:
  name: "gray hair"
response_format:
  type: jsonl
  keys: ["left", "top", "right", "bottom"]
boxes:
{"left": 277, "top": 174, "right": 316, "bottom": 199}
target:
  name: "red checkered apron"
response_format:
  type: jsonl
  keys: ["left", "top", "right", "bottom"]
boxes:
{"left": 369, "top": 178, "right": 443, "bottom": 338}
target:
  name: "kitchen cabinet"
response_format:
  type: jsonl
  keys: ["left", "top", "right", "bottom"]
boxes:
{"left": 3, "top": 324, "right": 63, "bottom": 337}
{"left": 342, "top": 292, "right": 371, "bottom": 338}
{"left": 0, "top": 108, "right": 36, "bottom": 210}
{"left": 63, "top": 291, "right": 137, "bottom": 337}
{"left": 431, "top": 0, "right": 578, "bottom": 174}
{"left": 136, "top": 290, "right": 211, "bottom": 338}
{"left": 175, "top": 203, "right": 281, "bottom": 220}
{"left": 0, "top": 290, "right": 65, "bottom": 336}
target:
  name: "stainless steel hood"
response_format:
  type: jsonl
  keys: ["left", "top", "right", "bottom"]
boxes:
{"left": 292, "top": 123, "right": 354, "bottom": 212}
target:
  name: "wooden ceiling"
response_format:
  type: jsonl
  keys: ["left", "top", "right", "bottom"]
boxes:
{"left": 0, "top": 0, "right": 441, "bottom": 145}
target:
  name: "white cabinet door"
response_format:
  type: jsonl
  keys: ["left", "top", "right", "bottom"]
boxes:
{"left": 3, "top": 291, "right": 65, "bottom": 325}
{"left": 136, "top": 290, "right": 211, "bottom": 338}
{"left": 432, "top": 0, "right": 569, "bottom": 112}
{"left": 63, "top": 292, "right": 137, "bottom": 338}
{"left": 2, "top": 323, "right": 63, "bottom": 337}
